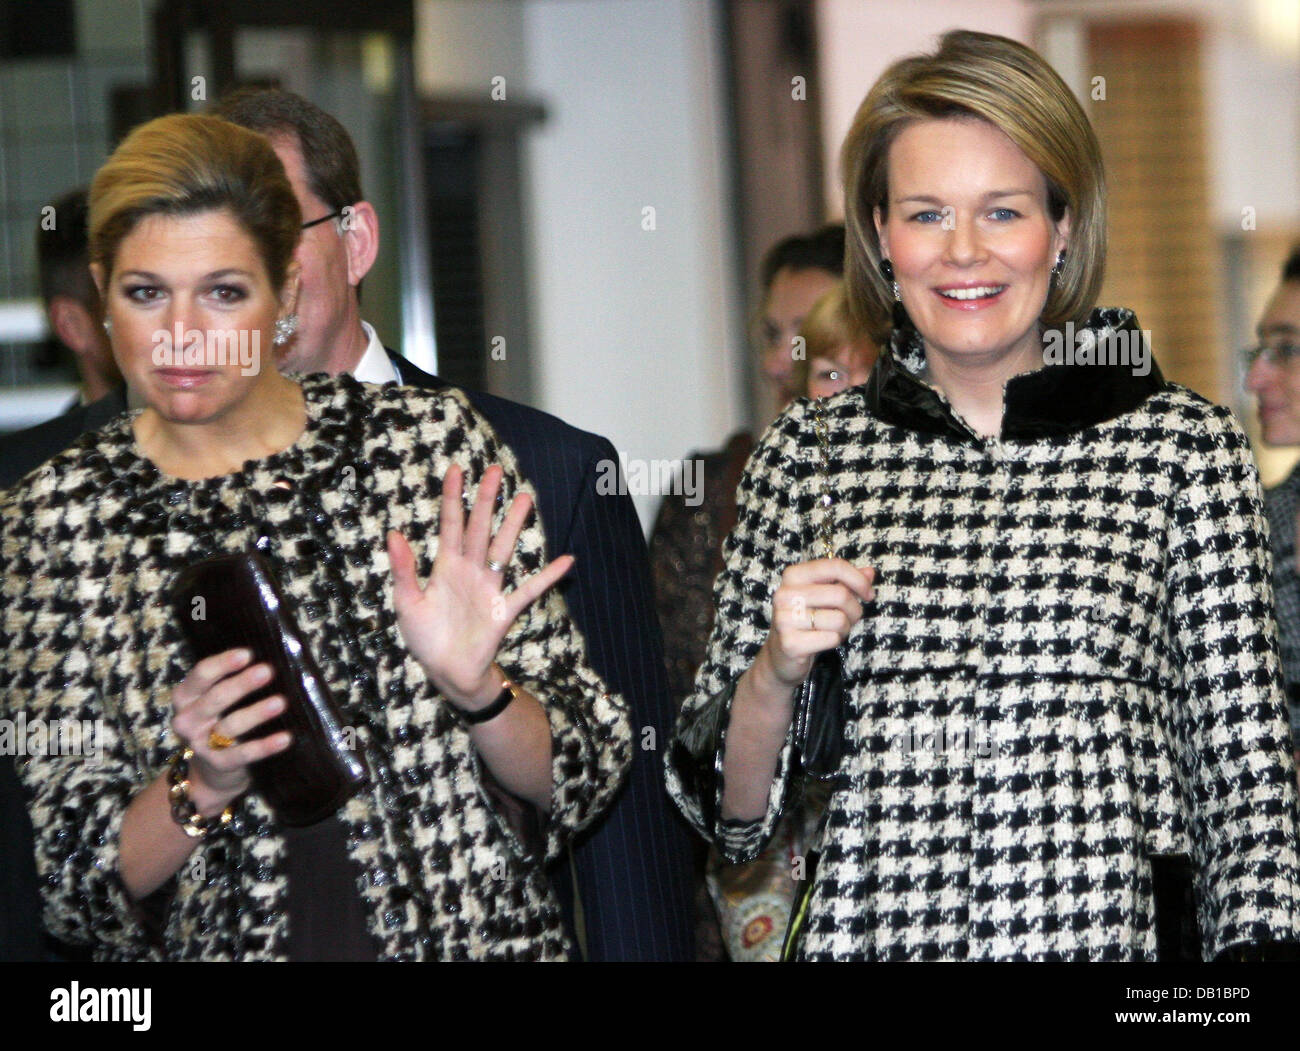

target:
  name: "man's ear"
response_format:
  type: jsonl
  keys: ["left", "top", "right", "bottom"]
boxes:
{"left": 340, "top": 201, "right": 380, "bottom": 287}
{"left": 280, "top": 261, "right": 302, "bottom": 318}
{"left": 47, "top": 296, "right": 100, "bottom": 357}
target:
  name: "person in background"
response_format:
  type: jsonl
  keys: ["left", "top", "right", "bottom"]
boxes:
{"left": 1243, "top": 245, "right": 1300, "bottom": 784}
{"left": 0, "top": 192, "right": 128, "bottom": 486}
{"left": 791, "top": 281, "right": 878, "bottom": 399}
{"left": 758, "top": 226, "right": 847, "bottom": 406}
{"left": 653, "top": 226, "right": 844, "bottom": 718}
{"left": 649, "top": 225, "right": 845, "bottom": 961}
{"left": 210, "top": 87, "right": 693, "bottom": 962}
{"left": 36, "top": 188, "right": 121, "bottom": 406}
{"left": 700, "top": 279, "right": 877, "bottom": 962}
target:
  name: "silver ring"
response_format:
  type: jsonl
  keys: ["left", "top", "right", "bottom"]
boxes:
{"left": 486, "top": 558, "right": 504, "bottom": 573}
{"left": 810, "top": 609, "right": 817, "bottom": 632}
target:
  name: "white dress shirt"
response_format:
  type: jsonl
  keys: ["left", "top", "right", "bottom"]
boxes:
{"left": 351, "top": 321, "right": 399, "bottom": 384}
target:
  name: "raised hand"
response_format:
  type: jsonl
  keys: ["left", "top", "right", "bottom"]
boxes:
{"left": 387, "top": 462, "right": 574, "bottom": 712}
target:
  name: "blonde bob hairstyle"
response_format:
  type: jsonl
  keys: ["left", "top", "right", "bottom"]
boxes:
{"left": 791, "top": 282, "right": 878, "bottom": 395}
{"left": 89, "top": 113, "right": 301, "bottom": 291}
{"left": 841, "top": 29, "right": 1106, "bottom": 344}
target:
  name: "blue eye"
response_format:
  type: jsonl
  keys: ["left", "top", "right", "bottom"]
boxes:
{"left": 909, "top": 210, "right": 943, "bottom": 223}
{"left": 989, "top": 207, "right": 1020, "bottom": 221}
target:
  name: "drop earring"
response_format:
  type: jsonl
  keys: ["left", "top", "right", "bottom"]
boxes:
{"left": 273, "top": 314, "right": 298, "bottom": 346}
{"left": 880, "top": 258, "right": 901, "bottom": 301}
{"left": 1051, "top": 250, "right": 1066, "bottom": 279}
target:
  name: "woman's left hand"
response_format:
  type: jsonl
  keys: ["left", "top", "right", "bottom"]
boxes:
{"left": 387, "top": 463, "right": 574, "bottom": 712}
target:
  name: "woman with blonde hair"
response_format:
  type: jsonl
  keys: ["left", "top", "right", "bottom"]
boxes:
{"left": 791, "top": 282, "right": 877, "bottom": 399}
{"left": 667, "top": 29, "right": 1300, "bottom": 960}
{"left": 1, "top": 113, "right": 629, "bottom": 960}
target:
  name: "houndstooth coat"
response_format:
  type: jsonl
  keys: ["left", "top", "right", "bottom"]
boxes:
{"left": 667, "top": 308, "right": 1300, "bottom": 961}
{"left": 0, "top": 373, "right": 630, "bottom": 961}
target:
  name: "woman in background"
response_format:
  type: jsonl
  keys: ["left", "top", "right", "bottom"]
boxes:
{"left": 793, "top": 281, "right": 877, "bottom": 399}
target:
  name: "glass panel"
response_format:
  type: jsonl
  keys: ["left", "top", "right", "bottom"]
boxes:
{"left": 0, "top": 5, "right": 410, "bottom": 430}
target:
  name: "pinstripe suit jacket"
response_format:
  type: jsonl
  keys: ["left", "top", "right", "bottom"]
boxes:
{"left": 386, "top": 351, "right": 696, "bottom": 961}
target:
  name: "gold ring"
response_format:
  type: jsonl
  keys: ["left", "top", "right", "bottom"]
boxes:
{"left": 810, "top": 609, "right": 818, "bottom": 632}
{"left": 208, "top": 730, "right": 236, "bottom": 751}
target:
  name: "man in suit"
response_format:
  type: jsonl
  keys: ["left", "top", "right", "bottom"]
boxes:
{"left": 38, "top": 189, "right": 122, "bottom": 406}
{"left": 209, "top": 88, "right": 694, "bottom": 961}
{"left": 0, "top": 191, "right": 130, "bottom": 487}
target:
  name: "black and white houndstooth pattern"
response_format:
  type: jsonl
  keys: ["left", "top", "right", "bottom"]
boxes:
{"left": 666, "top": 309, "right": 1300, "bottom": 961}
{"left": 0, "top": 372, "right": 630, "bottom": 961}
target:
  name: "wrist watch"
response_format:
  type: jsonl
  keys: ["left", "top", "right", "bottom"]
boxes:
{"left": 455, "top": 672, "right": 520, "bottom": 725}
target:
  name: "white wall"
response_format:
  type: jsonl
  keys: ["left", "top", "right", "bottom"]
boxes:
{"left": 815, "top": 0, "right": 1034, "bottom": 214}
{"left": 520, "top": 0, "right": 744, "bottom": 529}
{"left": 416, "top": 0, "right": 526, "bottom": 96}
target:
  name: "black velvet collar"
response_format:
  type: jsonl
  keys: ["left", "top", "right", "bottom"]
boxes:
{"left": 862, "top": 306, "right": 1166, "bottom": 442}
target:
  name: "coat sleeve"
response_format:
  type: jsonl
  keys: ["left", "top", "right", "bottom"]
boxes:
{"left": 415, "top": 393, "right": 634, "bottom": 866}
{"left": 664, "top": 400, "right": 812, "bottom": 863}
{"left": 0, "top": 474, "right": 162, "bottom": 958}
{"left": 1166, "top": 403, "right": 1300, "bottom": 958}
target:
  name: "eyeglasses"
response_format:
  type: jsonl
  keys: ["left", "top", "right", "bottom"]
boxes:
{"left": 301, "top": 209, "right": 343, "bottom": 231}
{"left": 1240, "top": 341, "right": 1300, "bottom": 369}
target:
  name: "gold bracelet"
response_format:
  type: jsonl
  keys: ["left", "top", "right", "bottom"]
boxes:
{"left": 167, "top": 747, "right": 234, "bottom": 839}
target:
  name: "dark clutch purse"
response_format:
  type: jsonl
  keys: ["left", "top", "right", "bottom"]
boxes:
{"left": 172, "top": 551, "right": 368, "bottom": 827}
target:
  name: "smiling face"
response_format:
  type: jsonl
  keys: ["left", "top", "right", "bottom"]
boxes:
{"left": 875, "top": 117, "right": 1069, "bottom": 373}
{"left": 94, "top": 208, "right": 295, "bottom": 426}
{"left": 1246, "top": 280, "right": 1300, "bottom": 446}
